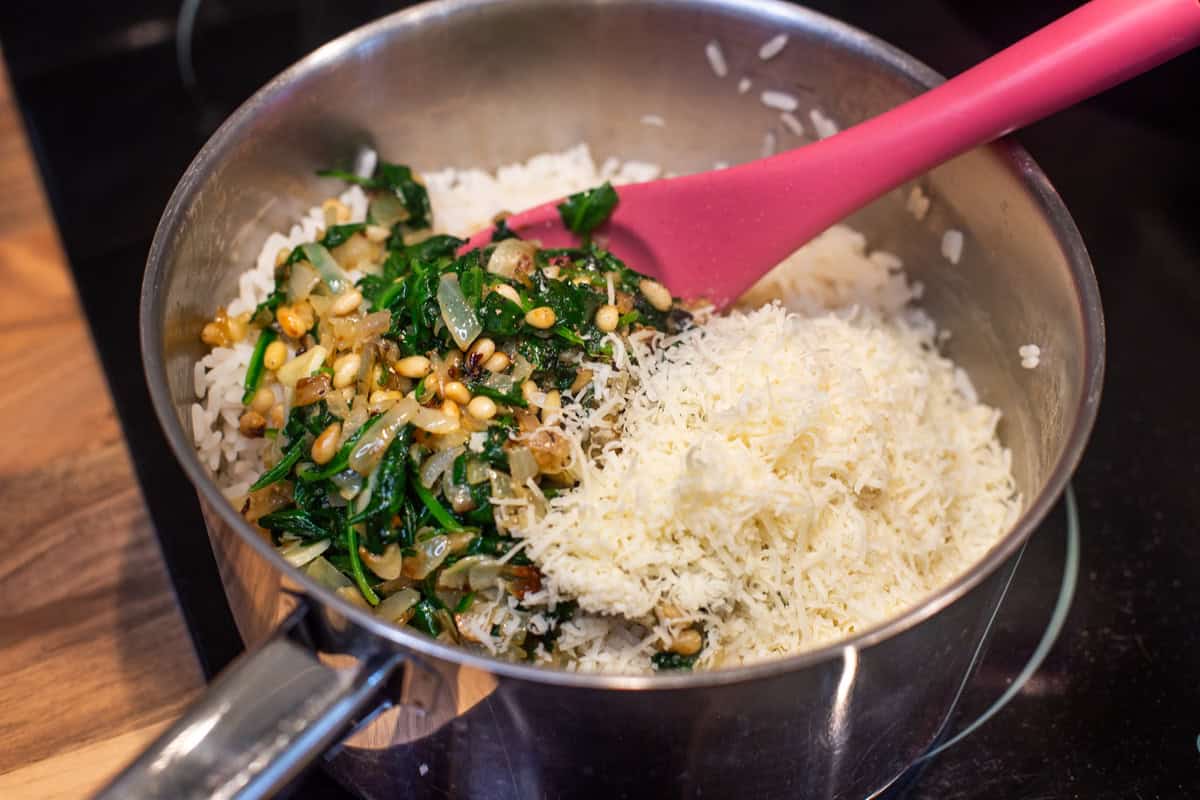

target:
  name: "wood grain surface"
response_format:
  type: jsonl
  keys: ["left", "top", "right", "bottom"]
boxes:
{"left": 0, "top": 61, "right": 204, "bottom": 797}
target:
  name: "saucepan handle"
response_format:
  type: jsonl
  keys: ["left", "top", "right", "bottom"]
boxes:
{"left": 94, "top": 603, "right": 402, "bottom": 800}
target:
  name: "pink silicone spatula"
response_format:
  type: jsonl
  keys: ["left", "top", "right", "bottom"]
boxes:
{"left": 463, "top": 0, "right": 1200, "bottom": 307}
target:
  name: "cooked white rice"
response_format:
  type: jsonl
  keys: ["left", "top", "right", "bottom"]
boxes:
{"left": 809, "top": 108, "right": 840, "bottom": 139}
{"left": 780, "top": 111, "right": 805, "bottom": 137}
{"left": 761, "top": 90, "right": 799, "bottom": 112}
{"left": 704, "top": 40, "right": 728, "bottom": 78}
{"left": 758, "top": 33, "right": 789, "bottom": 61}
{"left": 1019, "top": 344, "right": 1041, "bottom": 369}
{"left": 942, "top": 228, "right": 965, "bottom": 264}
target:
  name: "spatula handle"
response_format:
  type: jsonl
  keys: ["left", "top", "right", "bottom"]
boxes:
{"left": 775, "top": 0, "right": 1200, "bottom": 221}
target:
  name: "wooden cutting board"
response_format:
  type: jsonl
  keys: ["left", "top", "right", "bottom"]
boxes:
{"left": 0, "top": 61, "right": 204, "bottom": 798}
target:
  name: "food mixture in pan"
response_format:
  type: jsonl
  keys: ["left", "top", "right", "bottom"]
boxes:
{"left": 193, "top": 146, "right": 1019, "bottom": 673}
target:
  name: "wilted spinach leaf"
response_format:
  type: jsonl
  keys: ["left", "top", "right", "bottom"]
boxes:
{"left": 556, "top": 181, "right": 618, "bottom": 237}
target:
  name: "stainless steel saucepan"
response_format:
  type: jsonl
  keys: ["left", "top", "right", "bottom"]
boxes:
{"left": 117, "top": 0, "right": 1104, "bottom": 797}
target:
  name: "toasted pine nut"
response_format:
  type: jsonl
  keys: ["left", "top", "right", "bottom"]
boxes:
{"left": 396, "top": 355, "right": 432, "bottom": 379}
{"left": 249, "top": 386, "right": 276, "bottom": 414}
{"left": 483, "top": 352, "right": 511, "bottom": 373}
{"left": 542, "top": 265, "right": 561, "bottom": 280}
{"left": 263, "top": 340, "right": 288, "bottom": 371}
{"left": 322, "top": 198, "right": 351, "bottom": 225}
{"left": 268, "top": 404, "right": 285, "bottom": 429}
{"left": 467, "top": 337, "right": 496, "bottom": 365}
{"left": 200, "top": 322, "right": 227, "bottom": 347}
{"left": 276, "top": 302, "right": 314, "bottom": 338}
{"left": 364, "top": 224, "right": 391, "bottom": 243}
{"left": 239, "top": 410, "right": 266, "bottom": 438}
{"left": 332, "top": 353, "right": 361, "bottom": 389}
{"left": 569, "top": 369, "right": 594, "bottom": 394}
{"left": 421, "top": 373, "right": 442, "bottom": 399}
{"left": 493, "top": 284, "right": 522, "bottom": 305}
{"left": 525, "top": 306, "right": 556, "bottom": 329}
{"left": 311, "top": 422, "right": 342, "bottom": 464}
{"left": 638, "top": 279, "right": 673, "bottom": 312}
{"left": 441, "top": 398, "right": 461, "bottom": 419}
{"left": 275, "top": 247, "right": 292, "bottom": 267}
{"left": 595, "top": 304, "right": 620, "bottom": 332}
{"left": 226, "top": 314, "right": 249, "bottom": 343}
{"left": 521, "top": 380, "right": 538, "bottom": 405}
{"left": 670, "top": 627, "right": 703, "bottom": 656}
{"left": 443, "top": 380, "right": 471, "bottom": 405}
{"left": 369, "top": 390, "right": 406, "bottom": 409}
{"left": 467, "top": 395, "right": 497, "bottom": 420}
{"left": 541, "top": 390, "right": 561, "bottom": 422}
{"left": 330, "top": 289, "right": 362, "bottom": 316}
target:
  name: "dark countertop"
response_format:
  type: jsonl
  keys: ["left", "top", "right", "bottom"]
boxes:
{"left": 3, "top": 0, "right": 1197, "bottom": 796}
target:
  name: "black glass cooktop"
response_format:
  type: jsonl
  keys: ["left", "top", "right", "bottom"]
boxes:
{"left": 5, "top": 1, "right": 1198, "bottom": 796}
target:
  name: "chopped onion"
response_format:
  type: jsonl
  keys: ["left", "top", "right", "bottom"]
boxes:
{"left": 278, "top": 538, "right": 331, "bottom": 568}
{"left": 437, "top": 273, "right": 482, "bottom": 350}
{"left": 490, "top": 469, "right": 515, "bottom": 500}
{"left": 357, "top": 341, "right": 378, "bottom": 394}
{"left": 507, "top": 446, "right": 539, "bottom": 484}
{"left": 341, "top": 394, "right": 370, "bottom": 443}
{"left": 329, "top": 311, "right": 391, "bottom": 353}
{"left": 484, "top": 371, "right": 515, "bottom": 395}
{"left": 486, "top": 239, "right": 537, "bottom": 280}
{"left": 361, "top": 543, "right": 403, "bottom": 581}
{"left": 465, "top": 459, "right": 491, "bottom": 485}
{"left": 300, "top": 242, "right": 353, "bottom": 294}
{"left": 443, "top": 471, "right": 475, "bottom": 512}
{"left": 402, "top": 535, "right": 451, "bottom": 580}
{"left": 375, "top": 587, "right": 421, "bottom": 624}
{"left": 527, "top": 428, "right": 571, "bottom": 475}
{"left": 244, "top": 483, "right": 293, "bottom": 524}
{"left": 330, "top": 469, "right": 364, "bottom": 499}
{"left": 287, "top": 261, "right": 321, "bottom": 301}
{"left": 437, "top": 555, "right": 502, "bottom": 590}
{"left": 307, "top": 294, "right": 332, "bottom": 316}
{"left": 276, "top": 346, "right": 328, "bottom": 388}
{"left": 304, "top": 555, "right": 352, "bottom": 590}
{"left": 325, "top": 387, "right": 352, "bottom": 420}
{"left": 369, "top": 192, "right": 408, "bottom": 228}
{"left": 431, "top": 429, "right": 470, "bottom": 452}
{"left": 420, "top": 446, "right": 464, "bottom": 488}
{"left": 349, "top": 397, "right": 418, "bottom": 475}
{"left": 353, "top": 469, "right": 376, "bottom": 514}
{"left": 510, "top": 354, "right": 535, "bottom": 384}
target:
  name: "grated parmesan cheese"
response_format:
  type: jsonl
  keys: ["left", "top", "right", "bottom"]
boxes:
{"left": 515, "top": 302, "right": 1018, "bottom": 670}
{"left": 502, "top": 223, "right": 1021, "bottom": 672}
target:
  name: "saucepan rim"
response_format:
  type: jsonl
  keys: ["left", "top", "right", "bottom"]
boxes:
{"left": 139, "top": 0, "right": 1104, "bottom": 691}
